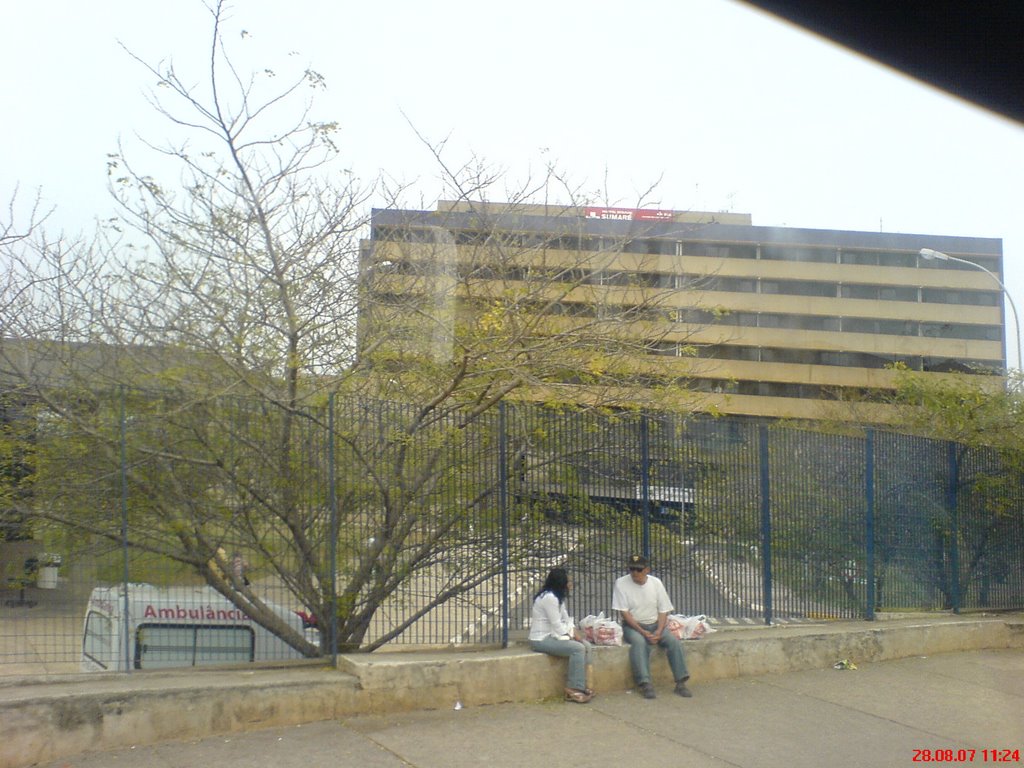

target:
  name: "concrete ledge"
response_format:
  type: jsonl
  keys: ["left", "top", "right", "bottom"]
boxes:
{"left": 2, "top": 615, "right": 1021, "bottom": 768}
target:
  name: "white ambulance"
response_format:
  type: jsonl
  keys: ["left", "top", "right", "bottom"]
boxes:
{"left": 81, "top": 583, "right": 319, "bottom": 672}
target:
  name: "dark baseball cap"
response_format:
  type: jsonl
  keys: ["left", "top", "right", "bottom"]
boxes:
{"left": 627, "top": 554, "right": 649, "bottom": 569}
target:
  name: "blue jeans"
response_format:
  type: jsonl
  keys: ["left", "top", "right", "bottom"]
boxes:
{"left": 530, "top": 635, "right": 592, "bottom": 691}
{"left": 622, "top": 622, "right": 689, "bottom": 686}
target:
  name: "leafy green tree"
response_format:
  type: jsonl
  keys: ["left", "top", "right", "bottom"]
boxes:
{"left": 887, "top": 367, "right": 1024, "bottom": 609}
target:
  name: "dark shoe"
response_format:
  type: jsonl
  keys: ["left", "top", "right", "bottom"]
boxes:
{"left": 674, "top": 680, "right": 693, "bottom": 698}
{"left": 565, "top": 688, "right": 593, "bottom": 704}
{"left": 639, "top": 682, "right": 657, "bottom": 699}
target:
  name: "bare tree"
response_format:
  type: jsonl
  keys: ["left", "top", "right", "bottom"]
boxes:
{"left": 332, "top": 145, "right": 720, "bottom": 647}
{"left": 2, "top": 1, "right": 367, "bottom": 654}
{"left": 1, "top": 1, "right": 718, "bottom": 654}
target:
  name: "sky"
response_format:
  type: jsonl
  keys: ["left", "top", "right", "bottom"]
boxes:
{"left": 4, "top": 0, "right": 1024, "bottom": 364}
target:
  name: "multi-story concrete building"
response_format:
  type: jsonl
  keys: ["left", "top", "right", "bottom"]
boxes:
{"left": 361, "top": 201, "right": 1005, "bottom": 424}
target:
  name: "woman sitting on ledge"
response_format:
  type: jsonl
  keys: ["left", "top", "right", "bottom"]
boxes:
{"left": 528, "top": 567, "right": 594, "bottom": 703}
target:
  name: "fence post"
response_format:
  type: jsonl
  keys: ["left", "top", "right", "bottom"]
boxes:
{"left": 328, "top": 393, "right": 339, "bottom": 666}
{"left": 119, "top": 385, "right": 131, "bottom": 672}
{"left": 947, "top": 441, "right": 960, "bottom": 614}
{"left": 499, "top": 402, "right": 510, "bottom": 648}
{"left": 759, "top": 425, "right": 772, "bottom": 626}
{"left": 865, "top": 429, "right": 875, "bottom": 621}
{"left": 640, "top": 413, "right": 651, "bottom": 559}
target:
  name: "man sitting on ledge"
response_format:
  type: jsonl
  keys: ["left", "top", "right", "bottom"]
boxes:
{"left": 612, "top": 553, "right": 692, "bottom": 700}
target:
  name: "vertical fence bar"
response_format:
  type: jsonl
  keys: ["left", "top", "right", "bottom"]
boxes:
{"left": 118, "top": 385, "right": 131, "bottom": 672}
{"left": 640, "top": 412, "right": 651, "bottom": 560}
{"left": 947, "top": 441, "right": 960, "bottom": 614}
{"left": 759, "top": 425, "right": 772, "bottom": 626}
{"left": 865, "top": 429, "right": 876, "bottom": 621}
{"left": 328, "top": 393, "right": 338, "bottom": 666}
{"left": 498, "top": 402, "right": 510, "bottom": 648}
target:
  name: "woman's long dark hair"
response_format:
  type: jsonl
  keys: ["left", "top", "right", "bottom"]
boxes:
{"left": 534, "top": 567, "right": 569, "bottom": 604}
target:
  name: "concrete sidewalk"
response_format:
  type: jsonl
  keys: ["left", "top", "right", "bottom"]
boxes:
{"left": 32, "top": 648, "right": 1024, "bottom": 768}
{"left": 5, "top": 615, "right": 1022, "bottom": 768}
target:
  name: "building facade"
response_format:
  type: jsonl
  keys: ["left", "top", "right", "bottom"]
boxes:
{"left": 361, "top": 201, "right": 1006, "bottom": 423}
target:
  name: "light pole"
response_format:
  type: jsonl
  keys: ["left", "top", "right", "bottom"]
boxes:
{"left": 919, "top": 248, "right": 1021, "bottom": 375}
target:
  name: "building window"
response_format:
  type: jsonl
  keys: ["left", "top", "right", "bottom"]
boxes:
{"left": 698, "top": 276, "right": 757, "bottom": 293}
{"left": 877, "top": 286, "right": 918, "bottom": 301}
{"left": 554, "top": 268, "right": 585, "bottom": 283}
{"left": 587, "top": 271, "right": 631, "bottom": 286}
{"left": 878, "top": 252, "right": 917, "bottom": 268}
{"left": 646, "top": 342, "right": 679, "bottom": 356}
{"left": 628, "top": 271, "right": 674, "bottom": 288}
{"left": 922, "top": 358, "right": 1000, "bottom": 374}
{"left": 455, "top": 230, "right": 488, "bottom": 246}
{"left": 673, "top": 308, "right": 721, "bottom": 324}
{"left": 726, "top": 244, "right": 757, "bottom": 259}
{"left": 921, "top": 288, "right": 1000, "bottom": 306}
{"left": 372, "top": 226, "right": 435, "bottom": 243}
{"left": 840, "top": 250, "right": 878, "bottom": 266}
{"left": 840, "top": 284, "right": 918, "bottom": 302}
{"left": 757, "top": 314, "right": 840, "bottom": 331}
{"left": 623, "top": 238, "right": 674, "bottom": 255}
{"left": 843, "top": 318, "right": 917, "bottom": 336}
{"left": 761, "top": 246, "right": 837, "bottom": 263}
{"left": 698, "top": 345, "right": 760, "bottom": 361}
{"left": 761, "top": 279, "right": 838, "bottom": 297}
{"left": 679, "top": 243, "right": 756, "bottom": 259}
{"left": 685, "top": 346, "right": 998, "bottom": 374}
{"left": 920, "top": 323, "right": 1001, "bottom": 341}
{"left": 919, "top": 254, "right": 1002, "bottom": 273}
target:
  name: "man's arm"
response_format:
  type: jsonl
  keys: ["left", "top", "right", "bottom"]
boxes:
{"left": 620, "top": 609, "right": 659, "bottom": 644}
{"left": 651, "top": 611, "right": 669, "bottom": 642}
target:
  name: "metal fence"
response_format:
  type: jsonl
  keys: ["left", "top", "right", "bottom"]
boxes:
{"left": 2, "top": 389, "right": 1022, "bottom": 675}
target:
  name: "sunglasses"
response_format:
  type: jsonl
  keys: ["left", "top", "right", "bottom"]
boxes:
{"left": 628, "top": 566, "right": 645, "bottom": 572}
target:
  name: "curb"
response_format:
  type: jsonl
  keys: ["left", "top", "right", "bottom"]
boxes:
{"left": 1, "top": 615, "right": 1021, "bottom": 768}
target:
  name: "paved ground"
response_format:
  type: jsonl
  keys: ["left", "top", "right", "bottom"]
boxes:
{"left": 35, "top": 648, "right": 1023, "bottom": 768}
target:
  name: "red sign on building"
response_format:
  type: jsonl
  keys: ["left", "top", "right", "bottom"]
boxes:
{"left": 584, "top": 207, "right": 675, "bottom": 221}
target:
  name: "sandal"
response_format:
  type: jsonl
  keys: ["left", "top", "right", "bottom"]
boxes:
{"left": 565, "top": 688, "right": 593, "bottom": 704}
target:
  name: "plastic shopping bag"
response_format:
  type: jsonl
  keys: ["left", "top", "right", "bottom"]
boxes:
{"left": 579, "top": 612, "right": 623, "bottom": 646}
{"left": 667, "top": 614, "right": 716, "bottom": 640}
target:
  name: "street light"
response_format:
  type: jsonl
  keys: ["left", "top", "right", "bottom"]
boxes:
{"left": 919, "top": 248, "right": 1021, "bottom": 375}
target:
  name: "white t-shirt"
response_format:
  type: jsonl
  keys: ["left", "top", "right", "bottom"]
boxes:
{"left": 611, "top": 573, "right": 674, "bottom": 624}
{"left": 528, "top": 591, "right": 573, "bottom": 641}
